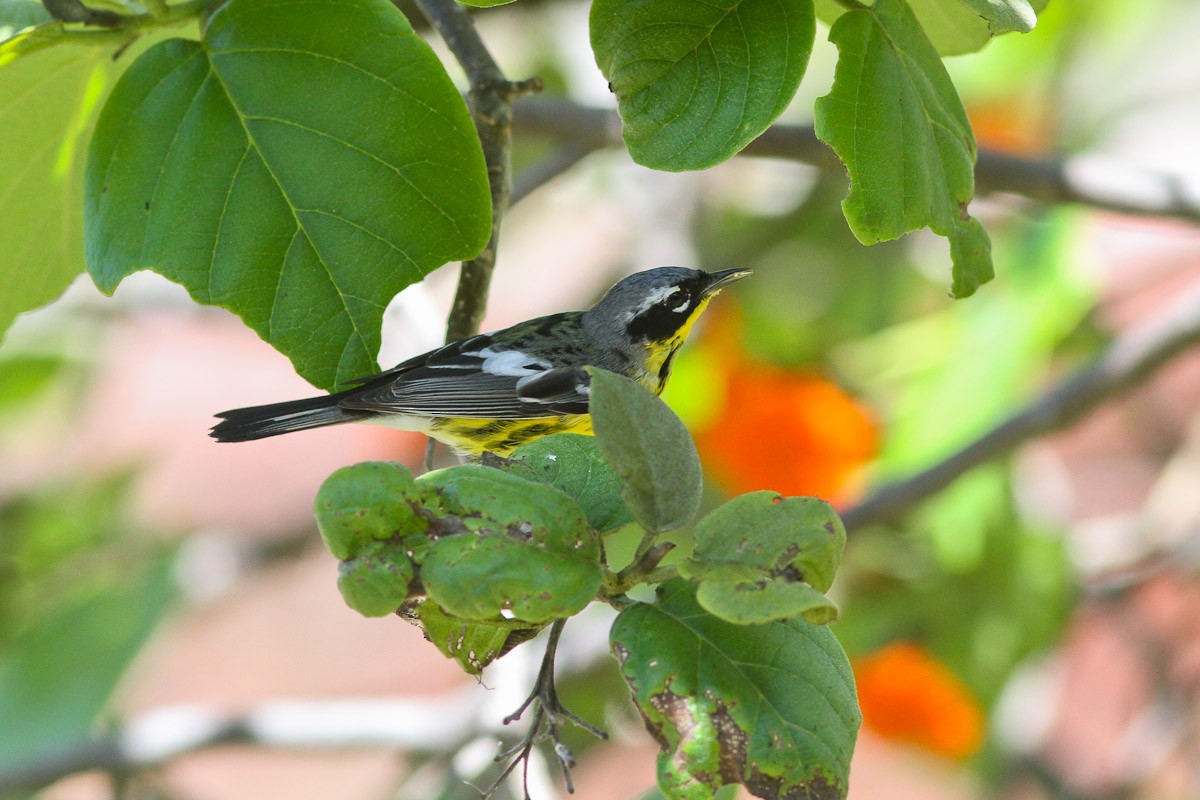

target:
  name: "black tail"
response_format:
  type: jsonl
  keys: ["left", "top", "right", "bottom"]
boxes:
{"left": 210, "top": 394, "right": 370, "bottom": 442}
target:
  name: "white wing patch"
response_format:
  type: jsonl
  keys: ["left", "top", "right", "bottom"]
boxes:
{"left": 476, "top": 347, "right": 552, "bottom": 377}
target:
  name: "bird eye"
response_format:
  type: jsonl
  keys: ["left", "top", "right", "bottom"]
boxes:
{"left": 671, "top": 299, "right": 690, "bottom": 313}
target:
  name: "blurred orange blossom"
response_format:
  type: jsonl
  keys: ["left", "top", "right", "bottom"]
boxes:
{"left": 854, "top": 641, "right": 986, "bottom": 760}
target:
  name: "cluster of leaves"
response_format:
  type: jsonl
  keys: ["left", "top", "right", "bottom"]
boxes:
{"left": 2, "top": 0, "right": 1043, "bottom": 396}
{"left": 314, "top": 369, "right": 860, "bottom": 799}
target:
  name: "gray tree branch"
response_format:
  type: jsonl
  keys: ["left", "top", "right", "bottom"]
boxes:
{"left": 413, "top": 0, "right": 541, "bottom": 343}
{"left": 840, "top": 283, "right": 1200, "bottom": 531}
{"left": 513, "top": 97, "right": 1200, "bottom": 224}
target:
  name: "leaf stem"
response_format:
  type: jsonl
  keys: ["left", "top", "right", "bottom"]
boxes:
{"left": 412, "top": 0, "right": 542, "bottom": 341}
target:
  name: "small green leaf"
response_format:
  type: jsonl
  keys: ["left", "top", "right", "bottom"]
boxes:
{"left": 587, "top": 368, "right": 702, "bottom": 533}
{"left": 84, "top": 0, "right": 492, "bottom": 390}
{"left": 956, "top": 0, "right": 1038, "bottom": 35}
{"left": 416, "top": 601, "right": 543, "bottom": 674}
{"left": 612, "top": 581, "right": 860, "bottom": 799}
{"left": 590, "top": 0, "right": 815, "bottom": 171}
{"left": 336, "top": 540, "right": 414, "bottom": 617}
{"left": 418, "top": 466, "right": 602, "bottom": 623}
{"left": 813, "top": 0, "right": 1043, "bottom": 55}
{"left": 678, "top": 493, "right": 846, "bottom": 626}
{"left": 509, "top": 433, "right": 633, "bottom": 532}
{"left": 314, "top": 461, "right": 423, "bottom": 560}
{"left": 814, "top": 0, "right": 993, "bottom": 297}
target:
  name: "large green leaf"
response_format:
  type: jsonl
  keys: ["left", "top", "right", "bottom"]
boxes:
{"left": 85, "top": 0, "right": 492, "bottom": 390}
{"left": 590, "top": 0, "right": 815, "bottom": 171}
{"left": 814, "top": 0, "right": 992, "bottom": 297}
{"left": 612, "top": 581, "right": 860, "bottom": 799}
{"left": 0, "top": 28, "right": 107, "bottom": 343}
{"left": 587, "top": 368, "right": 702, "bottom": 534}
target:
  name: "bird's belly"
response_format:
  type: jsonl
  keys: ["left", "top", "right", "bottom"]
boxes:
{"left": 428, "top": 414, "right": 594, "bottom": 458}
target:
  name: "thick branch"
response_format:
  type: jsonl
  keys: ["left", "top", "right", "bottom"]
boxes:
{"left": 840, "top": 284, "right": 1200, "bottom": 531}
{"left": 414, "top": 0, "right": 540, "bottom": 341}
{"left": 513, "top": 97, "right": 1200, "bottom": 225}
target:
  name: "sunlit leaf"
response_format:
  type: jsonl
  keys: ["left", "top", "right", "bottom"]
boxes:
{"left": 85, "top": 0, "right": 492, "bottom": 390}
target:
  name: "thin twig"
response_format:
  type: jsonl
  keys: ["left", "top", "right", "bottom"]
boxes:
{"left": 513, "top": 97, "right": 1200, "bottom": 225}
{"left": 841, "top": 283, "right": 1200, "bottom": 531}
{"left": 511, "top": 142, "right": 600, "bottom": 206}
{"left": 414, "top": 0, "right": 542, "bottom": 342}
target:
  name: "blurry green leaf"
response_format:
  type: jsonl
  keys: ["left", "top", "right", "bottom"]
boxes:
{"left": 509, "top": 433, "right": 632, "bottom": 532}
{"left": 418, "top": 466, "right": 602, "bottom": 623}
{"left": 587, "top": 368, "right": 701, "bottom": 533}
{"left": 417, "top": 601, "right": 543, "bottom": 674}
{"left": 0, "top": 0, "right": 51, "bottom": 39}
{"left": 85, "top": 0, "right": 492, "bottom": 391}
{"left": 814, "top": 0, "right": 993, "bottom": 297}
{"left": 0, "top": 559, "right": 174, "bottom": 770}
{"left": 0, "top": 354, "right": 64, "bottom": 410}
{"left": 612, "top": 581, "right": 859, "bottom": 799}
{"left": 0, "top": 29, "right": 107, "bottom": 342}
{"left": 336, "top": 540, "right": 414, "bottom": 617}
{"left": 590, "top": 0, "right": 815, "bottom": 171}
{"left": 314, "top": 461, "right": 423, "bottom": 561}
{"left": 814, "top": 0, "right": 1045, "bottom": 55}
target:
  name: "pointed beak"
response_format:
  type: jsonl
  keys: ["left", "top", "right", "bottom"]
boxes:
{"left": 704, "top": 268, "right": 752, "bottom": 294}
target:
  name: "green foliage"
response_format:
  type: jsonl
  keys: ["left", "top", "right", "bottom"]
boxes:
{"left": 0, "top": 467, "right": 176, "bottom": 773}
{"left": 815, "top": 0, "right": 993, "bottom": 298}
{"left": 612, "top": 581, "right": 859, "bottom": 800}
{"left": 309, "top": 368, "right": 860, "bottom": 796}
{"left": 587, "top": 368, "right": 702, "bottom": 533}
{"left": 83, "top": 0, "right": 491, "bottom": 390}
{"left": 590, "top": 0, "right": 815, "bottom": 171}
{"left": 679, "top": 492, "right": 845, "bottom": 625}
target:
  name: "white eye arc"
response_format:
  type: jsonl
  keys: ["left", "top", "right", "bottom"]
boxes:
{"left": 671, "top": 299, "right": 690, "bottom": 313}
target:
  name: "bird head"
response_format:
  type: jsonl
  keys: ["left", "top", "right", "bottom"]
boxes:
{"left": 588, "top": 266, "right": 751, "bottom": 346}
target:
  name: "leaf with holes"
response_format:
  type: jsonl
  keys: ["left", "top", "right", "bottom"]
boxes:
{"left": 84, "top": 0, "right": 491, "bottom": 390}
{"left": 612, "top": 581, "right": 860, "bottom": 799}
{"left": 814, "top": 0, "right": 993, "bottom": 297}
{"left": 590, "top": 0, "right": 815, "bottom": 171}
{"left": 678, "top": 492, "right": 845, "bottom": 625}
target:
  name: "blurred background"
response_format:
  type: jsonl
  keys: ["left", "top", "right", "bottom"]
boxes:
{"left": 3, "top": 0, "right": 1200, "bottom": 798}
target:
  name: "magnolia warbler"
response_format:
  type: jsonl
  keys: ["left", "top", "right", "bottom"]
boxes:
{"left": 210, "top": 266, "right": 749, "bottom": 457}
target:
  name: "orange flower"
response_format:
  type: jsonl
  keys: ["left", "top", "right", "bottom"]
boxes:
{"left": 688, "top": 306, "right": 878, "bottom": 504}
{"left": 854, "top": 642, "right": 985, "bottom": 759}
